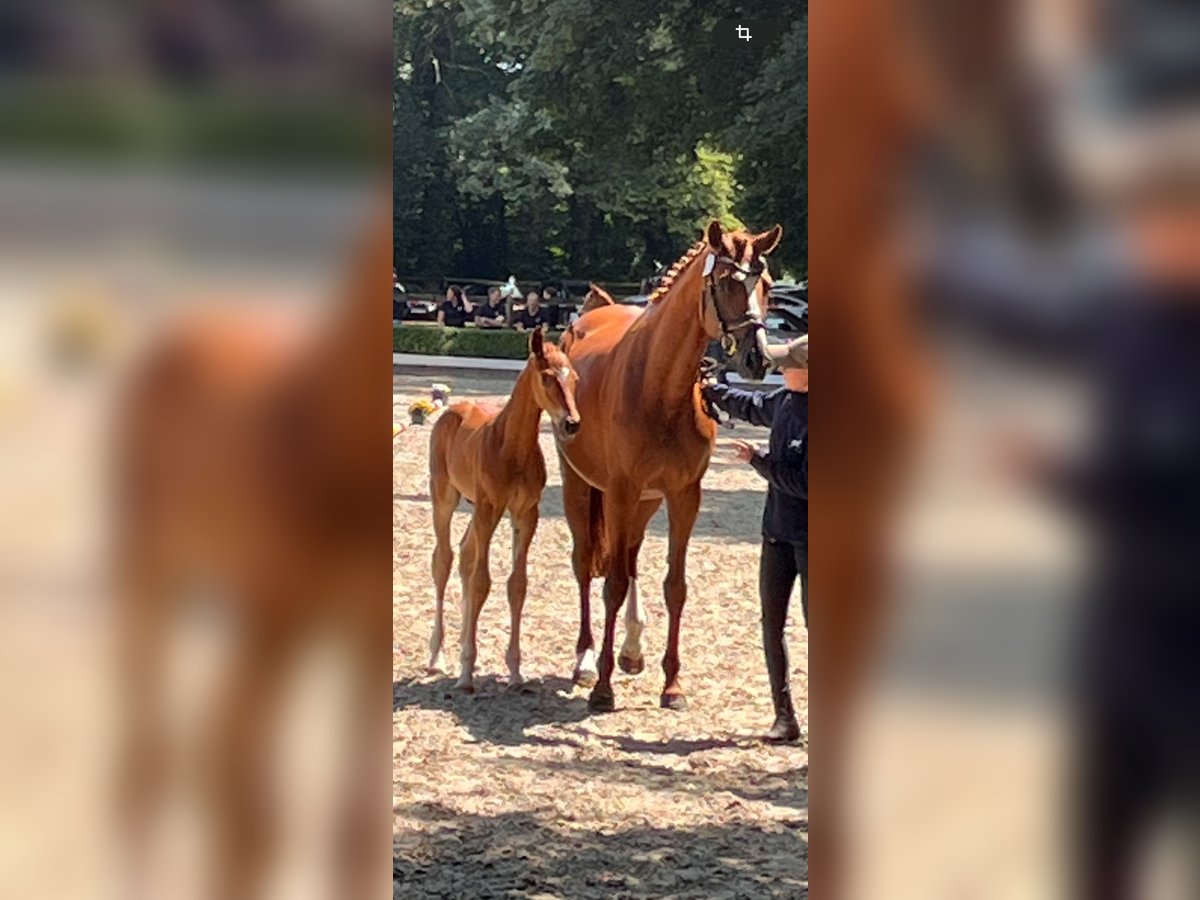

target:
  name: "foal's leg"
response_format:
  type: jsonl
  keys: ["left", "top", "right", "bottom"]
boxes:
{"left": 428, "top": 479, "right": 459, "bottom": 674}
{"left": 333, "top": 594, "right": 393, "bottom": 900}
{"left": 203, "top": 612, "right": 296, "bottom": 900}
{"left": 115, "top": 550, "right": 171, "bottom": 900}
{"left": 559, "top": 454, "right": 598, "bottom": 685}
{"left": 505, "top": 504, "right": 539, "bottom": 686}
{"left": 589, "top": 482, "right": 637, "bottom": 713}
{"left": 660, "top": 483, "right": 701, "bottom": 710}
{"left": 618, "top": 499, "right": 661, "bottom": 676}
{"left": 455, "top": 502, "right": 503, "bottom": 692}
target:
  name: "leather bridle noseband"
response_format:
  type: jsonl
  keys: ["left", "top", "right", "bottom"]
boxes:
{"left": 702, "top": 252, "right": 767, "bottom": 353}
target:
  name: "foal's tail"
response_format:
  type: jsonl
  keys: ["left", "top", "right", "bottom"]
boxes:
{"left": 587, "top": 487, "right": 609, "bottom": 578}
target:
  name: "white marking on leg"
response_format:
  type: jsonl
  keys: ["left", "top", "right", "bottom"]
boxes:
{"left": 455, "top": 594, "right": 476, "bottom": 690}
{"left": 620, "top": 578, "right": 645, "bottom": 662}
{"left": 576, "top": 647, "right": 598, "bottom": 679}
{"left": 506, "top": 627, "right": 522, "bottom": 686}
{"left": 428, "top": 624, "right": 447, "bottom": 674}
{"left": 428, "top": 591, "right": 447, "bottom": 673}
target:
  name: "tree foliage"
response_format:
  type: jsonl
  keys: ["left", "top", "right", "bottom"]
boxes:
{"left": 394, "top": 0, "right": 807, "bottom": 280}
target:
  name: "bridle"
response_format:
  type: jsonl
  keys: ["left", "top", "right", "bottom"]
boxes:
{"left": 701, "top": 252, "right": 767, "bottom": 354}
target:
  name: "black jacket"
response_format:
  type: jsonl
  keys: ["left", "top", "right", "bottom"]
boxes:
{"left": 927, "top": 224, "right": 1200, "bottom": 704}
{"left": 705, "top": 385, "right": 807, "bottom": 543}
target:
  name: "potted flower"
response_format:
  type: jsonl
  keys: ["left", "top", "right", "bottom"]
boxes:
{"left": 409, "top": 398, "right": 437, "bottom": 425}
{"left": 430, "top": 383, "right": 451, "bottom": 407}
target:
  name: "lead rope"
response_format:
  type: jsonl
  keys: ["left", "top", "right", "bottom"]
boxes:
{"left": 698, "top": 355, "right": 733, "bottom": 428}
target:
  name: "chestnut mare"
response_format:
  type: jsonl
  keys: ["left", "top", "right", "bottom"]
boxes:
{"left": 115, "top": 219, "right": 389, "bottom": 900}
{"left": 426, "top": 329, "right": 581, "bottom": 691}
{"left": 558, "top": 220, "right": 782, "bottom": 712}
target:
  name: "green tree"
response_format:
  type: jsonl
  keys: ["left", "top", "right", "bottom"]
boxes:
{"left": 394, "top": 0, "right": 807, "bottom": 281}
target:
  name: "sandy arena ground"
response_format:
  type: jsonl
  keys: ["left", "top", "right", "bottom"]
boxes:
{"left": 392, "top": 368, "right": 809, "bottom": 899}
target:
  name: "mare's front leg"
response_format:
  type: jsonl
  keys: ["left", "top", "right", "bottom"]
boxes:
{"left": 661, "top": 483, "right": 701, "bottom": 710}
{"left": 455, "top": 501, "right": 503, "bottom": 692}
{"left": 505, "top": 504, "right": 539, "bottom": 686}
{"left": 588, "top": 482, "right": 637, "bottom": 713}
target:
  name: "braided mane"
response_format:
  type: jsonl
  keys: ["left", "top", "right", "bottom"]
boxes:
{"left": 648, "top": 242, "right": 707, "bottom": 305}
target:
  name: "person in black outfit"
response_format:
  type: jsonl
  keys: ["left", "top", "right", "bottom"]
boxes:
{"left": 437, "top": 285, "right": 470, "bottom": 328}
{"left": 475, "top": 287, "right": 506, "bottom": 328}
{"left": 927, "top": 185, "right": 1200, "bottom": 898}
{"left": 702, "top": 336, "right": 808, "bottom": 743}
{"left": 514, "top": 291, "right": 547, "bottom": 332}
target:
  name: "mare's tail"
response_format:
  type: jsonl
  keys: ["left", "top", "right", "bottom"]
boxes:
{"left": 587, "top": 487, "right": 609, "bottom": 578}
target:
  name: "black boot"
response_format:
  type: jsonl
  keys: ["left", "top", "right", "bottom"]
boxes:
{"left": 760, "top": 539, "right": 803, "bottom": 743}
{"left": 765, "top": 687, "right": 802, "bottom": 743}
{"left": 764, "top": 628, "right": 801, "bottom": 743}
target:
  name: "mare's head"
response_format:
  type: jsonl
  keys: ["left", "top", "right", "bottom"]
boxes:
{"left": 701, "top": 220, "right": 783, "bottom": 380}
{"left": 526, "top": 328, "right": 581, "bottom": 441}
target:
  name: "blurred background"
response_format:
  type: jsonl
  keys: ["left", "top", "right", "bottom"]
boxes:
{"left": 816, "top": 0, "right": 1200, "bottom": 897}
{"left": 393, "top": 4, "right": 806, "bottom": 282}
{"left": 0, "top": 1, "right": 387, "bottom": 898}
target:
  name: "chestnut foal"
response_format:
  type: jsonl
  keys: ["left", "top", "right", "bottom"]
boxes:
{"left": 427, "top": 329, "right": 581, "bottom": 690}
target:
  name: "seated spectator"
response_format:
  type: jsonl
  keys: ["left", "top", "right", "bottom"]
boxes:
{"left": 437, "top": 285, "right": 470, "bottom": 327}
{"left": 474, "top": 286, "right": 507, "bottom": 328}
{"left": 514, "top": 290, "right": 548, "bottom": 332}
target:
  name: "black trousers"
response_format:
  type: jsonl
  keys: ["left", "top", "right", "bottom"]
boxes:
{"left": 760, "top": 539, "right": 807, "bottom": 705}
{"left": 1072, "top": 592, "right": 1200, "bottom": 899}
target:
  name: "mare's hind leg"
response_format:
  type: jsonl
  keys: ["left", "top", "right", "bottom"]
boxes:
{"left": 455, "top": 501, "right": 503, "bottom": 691}
{"left": 618, "top": 499, "right": 661, "bottom": 675}
{"left": 428, "top": 478, "right": 459, "bottom": 674}
{"left": 559, "top": 453, "right": 598, "bottom": 686}
{"left": 589, "top": 481, "right": 638, "bottom": 713}
{"left": 505, "top": 504, "right": 539, "bottom": 686}
{"left": 660, "top": 483, "right": 702, "bottom": 710}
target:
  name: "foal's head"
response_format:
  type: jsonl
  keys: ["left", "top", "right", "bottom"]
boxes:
{"left": 701, "top": 219, "right": 783, "bottom": 380}
{"left": 526, "top": 328, "right": 582, "bottom": 441}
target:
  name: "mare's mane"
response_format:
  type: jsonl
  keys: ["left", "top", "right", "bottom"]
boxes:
{"left": 648, "top": 243, "right": 707, "bottom": 305}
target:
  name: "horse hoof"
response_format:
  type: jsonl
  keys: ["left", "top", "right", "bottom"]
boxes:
{"left": 454, "top": 679, "right": 474, "bottom": 694}
{"left": 617, "top": 654, "right": 645, "bottom": 675}
{"left": 660, "top": 693, "right": 688, "bottom": 711}
{"left": 573, "top": 667, "right": 598, "bottom": 688}
{"left": 588, "top": 688, "right": 616, "bottom": 713}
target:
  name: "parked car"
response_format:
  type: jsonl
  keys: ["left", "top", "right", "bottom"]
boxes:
{"left": 393, "top": 278, "right": 407, "bottom": 322}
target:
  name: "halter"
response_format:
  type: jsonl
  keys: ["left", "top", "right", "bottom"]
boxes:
{"left": 701, "top": 252, "right": 766, "bottom": 352}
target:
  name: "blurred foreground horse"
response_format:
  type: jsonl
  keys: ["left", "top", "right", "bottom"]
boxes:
{"left": 114, "top": 218, "right": 390, "bottom": 900}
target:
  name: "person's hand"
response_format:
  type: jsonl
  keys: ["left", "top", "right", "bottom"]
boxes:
{"left": 731, "top": 439, "right": 758, "bottom": 464}
{"left": 990, "top": 428, "right": 1053, "bottom": 485}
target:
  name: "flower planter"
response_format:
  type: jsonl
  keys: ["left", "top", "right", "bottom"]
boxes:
{"left": 410, "top": 410, "right": 427, "bottom": 425}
